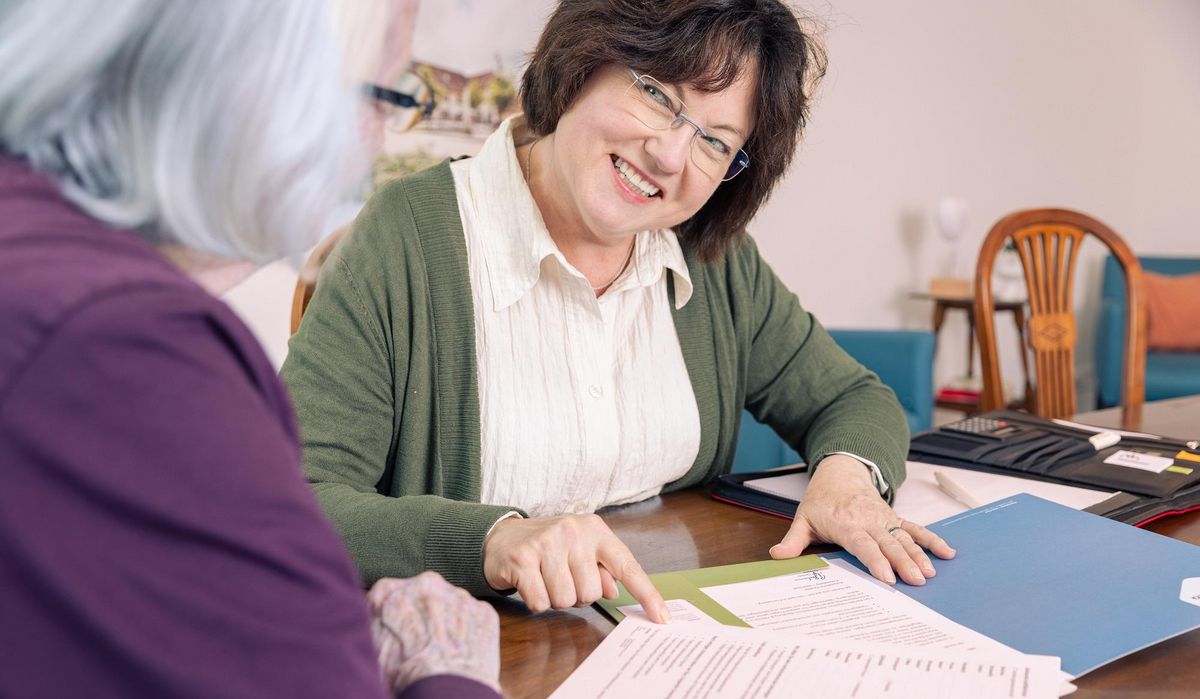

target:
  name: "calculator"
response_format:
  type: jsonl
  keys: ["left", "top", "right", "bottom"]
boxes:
{"left": 942, "top": 416, "right": 1026, "bottom": 441}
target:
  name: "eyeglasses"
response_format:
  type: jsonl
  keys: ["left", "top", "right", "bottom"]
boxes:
{"left": 624, "top": 69, "right": 750, "bottom": 182}
{"left": 362, "top": 71, "right": 436, "bottom": 133}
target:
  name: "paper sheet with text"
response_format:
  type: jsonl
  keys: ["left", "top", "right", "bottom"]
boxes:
{"left": 623, "top": 559, "right": 1022, "bottom": 653}
{"left": 551, "top": 616, "right": 1062, "bottom": 699}
{"left": 585, "top": 560, "right": 1072, "bottom": 697}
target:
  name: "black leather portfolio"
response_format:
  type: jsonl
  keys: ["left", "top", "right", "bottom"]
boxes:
{"left": 713, "top": 410, "right": 1200, "bottom": 527}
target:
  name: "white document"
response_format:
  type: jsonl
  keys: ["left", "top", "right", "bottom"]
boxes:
{"left": 701, "top": 558, "right": 1013, "bottom": 653}
{"left": 1181, "top": 578, "right": 1200, "bottom": 609}
{"left": 551, "top": 616, "right": 1063, "bottom": 699}
{"left": 617, "top": 599, "right": 721, "bottom": 627}
{"left": 744, "top": 460, "right": 1114, "bottom": 525}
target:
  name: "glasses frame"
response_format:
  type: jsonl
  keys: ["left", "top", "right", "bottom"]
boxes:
{"left": 625, "top": 69, "right": 750, "bottom": 182}
{"left": 362, "top": 73, "right": 436, "bottom": 132}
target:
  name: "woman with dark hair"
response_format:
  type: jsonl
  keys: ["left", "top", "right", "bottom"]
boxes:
{"left": 284, "top": 0, "right": 955, "bottom": 623}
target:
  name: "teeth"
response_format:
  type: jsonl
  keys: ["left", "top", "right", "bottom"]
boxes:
{"left": 613, "top": 156, "right": 660, "bottom": 197}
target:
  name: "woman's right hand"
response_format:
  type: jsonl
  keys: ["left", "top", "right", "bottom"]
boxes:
{"left": 482, "top": 514, "right": 670, "bottom": 623}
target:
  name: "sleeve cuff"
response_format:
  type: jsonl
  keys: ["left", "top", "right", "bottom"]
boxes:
{"left": 825, "top": 451, "right": 890, "bottom": 497}
{"left": 425, "top": 502, "right": 527, "bottom": 598}
{"left": 479, "top": 511, "right": 524, "bottom": 597}
{"left": 484, "top": 511, "right": 523, "bottom": 539}
{"left": 399, "top": 674, "right": 501, "bottom": 699}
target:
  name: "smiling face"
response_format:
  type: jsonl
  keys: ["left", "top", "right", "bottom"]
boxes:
{"left": 538, "top": 62, "right": 757, "bottom": 247}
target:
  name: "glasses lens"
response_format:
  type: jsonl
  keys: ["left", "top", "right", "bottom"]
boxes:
{"left": 721, "top": 150, "right": 750, "bottom": 181}
{"left": 385, "top": 72, "right": 434, "bottom": 133}
{"left": 690, "top": 133, "right": 739, "bottom": 180}
{"left": 386, "top": 111, "right": 422, "bottom": 133}
{"left": 626, "top": 75, "right": 678, "bottom": 130}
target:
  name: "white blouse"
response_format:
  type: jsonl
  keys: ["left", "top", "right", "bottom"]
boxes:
{"left": 450, "top": 117, "right": 702, "bottom": 517}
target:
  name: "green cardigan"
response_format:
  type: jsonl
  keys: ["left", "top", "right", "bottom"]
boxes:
{"left": 281, "top": 161, "right": 908, "bottom": 596}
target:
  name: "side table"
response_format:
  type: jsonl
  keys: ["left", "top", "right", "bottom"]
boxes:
{"left": 912, "top": 292, "right": 1031, "bottom": 414}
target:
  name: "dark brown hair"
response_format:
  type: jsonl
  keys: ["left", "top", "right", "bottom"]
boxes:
{"left": 522, "top": 0, "right": 826, "bottom": 262}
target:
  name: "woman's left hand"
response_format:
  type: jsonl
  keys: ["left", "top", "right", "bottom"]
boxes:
{"left": 769, "top": 455, "right": 956, "bottom": 585}
{"left": 367, "top": 572, "right": 501, "bottom": 694}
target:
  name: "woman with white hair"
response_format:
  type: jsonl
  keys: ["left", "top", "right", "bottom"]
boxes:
{"left": 0, "top": 1, "right": 500, "bottom": 697}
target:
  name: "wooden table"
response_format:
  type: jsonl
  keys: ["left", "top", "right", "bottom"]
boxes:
{"left": 495, "top": 396, "right": 1200, "bottom": 698}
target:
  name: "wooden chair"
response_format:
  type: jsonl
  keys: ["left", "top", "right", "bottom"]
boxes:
{"left": 289, "top": 223, "right": 351, "bottom": 334}
{"left": 974, "top": 208, "right": 1146, "bottom": 429}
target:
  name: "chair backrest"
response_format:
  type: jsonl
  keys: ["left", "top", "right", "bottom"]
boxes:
{"left": 974, "top": 208, "right": 1146, "bottom": 428}
{"left": 289, "top": 223, "right": 351, "bottom": 334}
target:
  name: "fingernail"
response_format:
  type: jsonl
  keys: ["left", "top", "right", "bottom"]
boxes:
{"left": 910, "top": 569, "right": 926, "bottom": 585}
{"left": 884, "top": 573, "right": 896, "bottom": 585}
{"left": 660, "top": 605, "right": 672, "bottom": 624}
{"left": 922, "top": 564, "right": 936, "bottom": 576}
{"left": 769, "top": 545, "right": 780, "bottom": 556}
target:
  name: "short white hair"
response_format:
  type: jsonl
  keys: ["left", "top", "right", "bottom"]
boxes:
{"left": 0, "top": 0, "right": 362, "bottom": 263}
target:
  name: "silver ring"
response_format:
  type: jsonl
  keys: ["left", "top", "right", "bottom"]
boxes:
{"left": 887, "top": 525, "right": 904, "bottom": 536}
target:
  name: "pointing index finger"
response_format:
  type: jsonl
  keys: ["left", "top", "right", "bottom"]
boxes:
{"left": 598, "top": 542, "right": 670, "bottom": 624}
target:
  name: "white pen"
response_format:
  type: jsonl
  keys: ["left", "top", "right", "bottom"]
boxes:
{"left": 934, "top": 470, "right": 985, "bottom": 510}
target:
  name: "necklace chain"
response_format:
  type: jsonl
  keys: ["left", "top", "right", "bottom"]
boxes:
{"left": 522, "top": 137, "right": 635, "bottom": 295}
{"left": 522, "top": 137, "right": 540, "bottom": 182}
{"left": 589, "top": 238, "right": 636, "bottom": 293}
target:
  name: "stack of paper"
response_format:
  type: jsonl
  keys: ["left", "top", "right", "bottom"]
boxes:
{"left": 557, "top": 494, "right": 1200, "bottom": 696}
{"left": 572, "top": 557, "right": 1068, "bottom": 697}
{"left": 552, "top": 617, "right": 1062, "bottom": 698}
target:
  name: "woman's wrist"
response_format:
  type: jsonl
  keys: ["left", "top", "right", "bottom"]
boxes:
{"left": 810, "top": 454, "right": 877, "bottom": 492}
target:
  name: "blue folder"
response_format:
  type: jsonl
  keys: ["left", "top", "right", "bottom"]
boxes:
{"left": 825, "top": 493, "right": 1200, "bottom": 677}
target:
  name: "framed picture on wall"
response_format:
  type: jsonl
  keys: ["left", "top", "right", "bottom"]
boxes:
{"left": 376, "top": 0, "right": 554, "bottom": 184}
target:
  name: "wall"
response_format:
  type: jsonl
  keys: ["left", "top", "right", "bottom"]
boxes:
{"left": 754, "top": 0, "right": 1200, "bottom": 405}
{"left": 226, "top": 0, "right": 1200, "bottom": 407}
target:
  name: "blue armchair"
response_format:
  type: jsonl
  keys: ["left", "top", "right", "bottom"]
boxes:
{"left": 731, "top": 329, "right": 935, "bottom": 472}
{"left": 1096, "top": 255, "right": 1200, "bottom": 408}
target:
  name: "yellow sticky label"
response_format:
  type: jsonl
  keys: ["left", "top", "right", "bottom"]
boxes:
{"left": 1167, "top": 465, "right": 1195, "bottom": 476}
{"left": 1175, "top": 450, "right": 1200, "bottom": 463}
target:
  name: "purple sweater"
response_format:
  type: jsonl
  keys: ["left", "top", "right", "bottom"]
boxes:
{"left": 0, "top": 158, "right": 497, "bottom": 699}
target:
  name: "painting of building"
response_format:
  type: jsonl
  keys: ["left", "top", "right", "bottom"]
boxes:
{"left": 411, "top": 62, "right": 519, "bottom": 134}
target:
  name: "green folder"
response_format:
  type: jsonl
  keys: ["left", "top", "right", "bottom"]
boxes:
{"left": 595, "top": 555, "right": 828, "bottom": 626}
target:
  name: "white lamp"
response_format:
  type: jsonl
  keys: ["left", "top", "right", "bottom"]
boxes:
{"left": 929, "top": 197, "right": 970, "bottom": 297}
{"left": 935, "top": 197, "right": 969, "bottom": 276}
